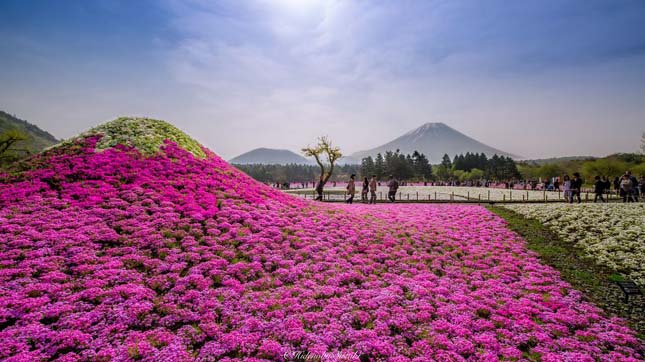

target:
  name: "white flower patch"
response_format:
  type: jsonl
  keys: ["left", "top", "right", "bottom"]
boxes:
{"left": 503, "top": 203, "right": 645, "bottom": 286}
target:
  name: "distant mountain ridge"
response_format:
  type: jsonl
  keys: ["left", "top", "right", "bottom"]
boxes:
{"left": 519, "top": 156, "right": 596, "bottom": 165}
{"left": 0, "top": 111, "right": 58, "bottom": 153}
{"left": 351, "top": 122, "right": 519, "bottom": 163}
{"left": 230, "top": 148, "right": 312, "bottom": 165}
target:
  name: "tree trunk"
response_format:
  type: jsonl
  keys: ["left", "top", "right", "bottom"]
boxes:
{"left": 313, "top": 154, "right": 327, "bottom": 191}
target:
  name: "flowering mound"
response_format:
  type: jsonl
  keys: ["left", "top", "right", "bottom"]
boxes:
{"left": 1, "top": 120, "right": 643, "bottom": 361}
{"left": 47, "top": 117, "right": 207, "bottom": 158}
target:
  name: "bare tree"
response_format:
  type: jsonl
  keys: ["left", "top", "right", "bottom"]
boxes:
{"left": 641, "top": 131, "right": 645, "bottom": 154}
{"left": 302, "top": 136, "right": 342, "bottom": 198}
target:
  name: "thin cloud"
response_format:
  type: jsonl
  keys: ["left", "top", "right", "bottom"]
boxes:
{"left": 1, "top": 0, "right": 644, "bottom": 158}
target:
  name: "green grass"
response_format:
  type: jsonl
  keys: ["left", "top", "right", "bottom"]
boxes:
{"left": 488, "top": 206, "right": 644, "bottom": 339}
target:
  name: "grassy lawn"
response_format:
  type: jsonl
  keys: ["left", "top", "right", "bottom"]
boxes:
{"left": 488, "top": 206, "right": 644, "bottom": 339}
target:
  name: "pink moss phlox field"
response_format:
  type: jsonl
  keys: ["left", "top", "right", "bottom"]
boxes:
{"left": 0, "top": 137, "right": 643, "bottom": 361}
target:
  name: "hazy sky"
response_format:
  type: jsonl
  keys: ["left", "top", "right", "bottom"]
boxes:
{"left": 1, "top": 0, "right": 644, "bottom": 159}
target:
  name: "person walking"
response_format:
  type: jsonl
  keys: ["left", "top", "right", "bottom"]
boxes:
{"left": 614, "top": 176, "right": 621, "bottom": 194}
{"left": 593, "top": 176, "right": 606, "bottom": 203}
{"left": 369, "top": 175, "right": 377, "bottom": 204}
{"left": 346, "top": 174, "right": 356, "bottom": 204}
{"left": 602, "top": 176, "right": 611, "bottom": 197}
{"left": 627, "top": 171, "right": 639, "bottom": 202}
{"left": 361, "top": 177, "right": 369, "bottom": 203}
{"left": 315, "top": 176, "right": 324, "bottom": 201}
{"left": 387, "top": 175, "right": 399, "bottom": 202}
{"left": 562, "top": 175, "right": 572, "bottom": 202}
{"left": 570, "top": 172, "right": 582, "bottom": 203}
{"left": 620, "top": 173, "right": 634, "bottom": 202}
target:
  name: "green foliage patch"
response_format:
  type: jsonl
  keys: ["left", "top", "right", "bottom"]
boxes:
{"left": 50, "top": 117, "right": 206, "bottom": 158}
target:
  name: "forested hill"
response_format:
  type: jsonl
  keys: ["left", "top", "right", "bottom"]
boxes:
{"left": 0, "top": 111, "right": 58, "bottom": 153}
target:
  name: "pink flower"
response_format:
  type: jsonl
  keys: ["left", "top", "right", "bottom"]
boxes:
{"left": 0, "top": 134, "right": 642, "bottom": 361}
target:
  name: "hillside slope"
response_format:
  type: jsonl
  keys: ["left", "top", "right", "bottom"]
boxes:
{"left": 0, "top": 111, "right": 58, "bottom": 153}
{"left": 0, "top": 117, "right": 641, "bottom": 361}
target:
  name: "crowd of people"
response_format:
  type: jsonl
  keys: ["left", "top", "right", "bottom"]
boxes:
{"left": 353, "top": 174, "right": 399, "bottom": 204}
{"left": 614, "top": 171, "right": 643, "bottom": 203}
{"left": 306, "top": 171, "right": 644, "bottom": 204}
{"left": 578, "top": 171, "right": 643, "bottom": 203}
{"left": 312, "top": 174, "right": 401, "bottom": 204}
{"left": 337, "top": 174, "right": 392, "bottom": 204}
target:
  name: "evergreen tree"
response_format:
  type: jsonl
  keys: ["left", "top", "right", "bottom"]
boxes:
{"left": 374, "top": 153, "right": 385, "bottom": 179}
{"left": 383, "top": 150, "right": 396, "bottom": 176}
{"left": 478, "top": 153, "right": 487, "bottom": 170}
{"left": 441, "top": 154, "right": 452, "bottom": 169}
{"left": 487, "top": 154, "right": 501, "bottom": 180}
{"left": 399, "top": 153, "right": 414, "bottom": 180}
{"left": 412, "top": 151, "right": 432, "bottom": 180}
{"left": 360, "top": 156, "right": 375, "bottom": 178}
{"left": 465, "top": 152, "right": 475, "bottom": 171}
{"left": 501, "top": 156, "right": 520, "bottom": 179}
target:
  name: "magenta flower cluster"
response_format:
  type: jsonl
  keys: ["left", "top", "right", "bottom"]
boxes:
{"left": 0, "top": 137, "right": 642, "bottom": 361}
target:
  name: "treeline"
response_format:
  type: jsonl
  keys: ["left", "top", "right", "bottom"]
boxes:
{"left": 232, "top": 163, "right": 359, "bottom": 183}
{"left": 359, "top": 150, "right": 432, "bottom": 180}
{"left": 233, "top": 150, "right": 434, "bottom": 184}
{"left": 234, "top": 150, "right": 522, "bottom": 184}
{"left": 517, "top": 153, "right": 645, "bottom": 184}
{"left": 439, "top": 152, "right": 520, "bottom": 181}
{"left": 361, "top": 150, "right": 519, "bottom": 182}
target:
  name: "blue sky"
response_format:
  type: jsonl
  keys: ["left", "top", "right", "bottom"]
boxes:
{"left": 1, "top": 0, "right": 644, "bottom": 159}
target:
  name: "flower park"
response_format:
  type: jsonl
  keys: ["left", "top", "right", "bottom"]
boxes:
{"left": 0, "top": 119, "right": 643, "bottom": 361}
